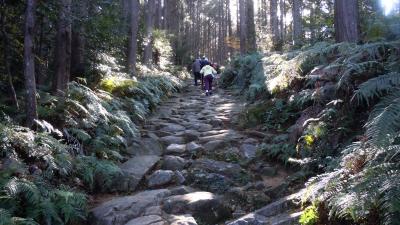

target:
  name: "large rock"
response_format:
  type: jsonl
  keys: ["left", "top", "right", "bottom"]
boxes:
{"left": 209, "top": 118, "right": 224, "bottom": 127}
{"left": 203, "top": 140, "right": 228, "bottom": 152}
{"left": 199, "top": 130, "right": 242, "bottom": 143}
{"left": 119, "top": 155, "right": 161, "bottom": 191}
{"left": 161, "top": 156, "right": 188, "bottom": 171}
{"left": 186, "top": 169, "right": 233, "bottom": 194}
{"left": 165, "top": 144, "right": 187, "bottom": 155}
{"left": 167, "top": 215, "right": 198, "bottom": 225}
{"left": 162, "top": 192, "right": 231, "bottom": 224}
{"left": 160, "top": 136, "right": 186, "bottom": 146}
{"left": 186, "top": 142, "right": 204, "bottom": 155}
{"left": 191, "top": 159, "right": 242, "bottom": 178}
{"left": 90, "top": 189, "right": 171, "bottom": 225}
{"left": 187, "top": 123, "right": 213, "bottom": 132}
{"left": 125, "top": 215, "right": 166, "bottom": 225}
{"left": 130, "top": 138, "right": 163, "bottom": 156}
{"left": 226, "top": 212, "right": 302, "bottom": 225}
{"left": 147, "top": 170, "right": 175, "bottom": 188}
{"left": 169, "top": 185, "right": 196, "bottom": 195}
{"left": 239, "top": 143, "right": 258, "bottom": 160}
{"left": 226, "top": 213, "right": 269, "bottom": 225}
{"left": 160, "top": 123, "right": 186, "bottom": 133}
{"left": 186, "top": 142, "right": 205, "bottom": 157}
{"left": 181, "top": 130, "right": 200, "bottom": 142}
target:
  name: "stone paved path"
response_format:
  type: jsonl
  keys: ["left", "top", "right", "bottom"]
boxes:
{"left": 89, "top": 83, "right": 303, "bottom": 225}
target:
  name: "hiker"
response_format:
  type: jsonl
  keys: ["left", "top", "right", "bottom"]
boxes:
{"left": 199, "top": 56, "right": 210, "bottom": 89}
{"left": 192, "top": 58, "right": 201, "bottom": 86}
{"left": 200, "top": 63, "right": 217, "bottom": 96}
{"left": 200, "top": 56, "right": 210, "bottom": 69}
{"left": 212, "top": 63, "right": 221, "bottom": 74}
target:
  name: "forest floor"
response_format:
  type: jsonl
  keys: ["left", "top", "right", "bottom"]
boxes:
{"left": 89, "top": 81, "right": 305, "bottom": 225}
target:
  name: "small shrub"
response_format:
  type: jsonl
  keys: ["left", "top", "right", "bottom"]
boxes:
{"left": 299, "top": 204, "right": 319, "bottom": 225}
{"left": 99, "top": 76, "right": 137, "bottom": 94}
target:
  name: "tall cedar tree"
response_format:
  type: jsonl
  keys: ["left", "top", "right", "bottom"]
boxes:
{"left": 128, "top": 0, "right": 140, "bottom": 76}
{"left": 270, "top": 0, "right": 280, "bottom": 50}
{"left": 246, "top": 0, "right": 257, "bottom": 52}
{"left": 239, "top": 0, "right": 247, "bottom": 55}
{"left": 335, "top": 0, "right": 359, "bottom": 42}
{"left": 292, "top": 0, "right": 302, "bottom": 46}
{"left": 54, "top": 0, "right": 72, "bottom": 95}
{"left": 1, "top": 1, "right": 19, "bottom": 110}
{"left": 71, "top": 0, "right": 88, "bottom": 78}
{"left": 23, "top": 0, "right": 38, "bottom": 127}
{"left": 143, "top": 0, "right": 156, "bottom": 66}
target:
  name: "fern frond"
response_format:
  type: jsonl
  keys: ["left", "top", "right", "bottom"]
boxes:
{"left": 51, "top": 188, "right": 87, "bottom": 223}
{"left": 337, "top": 61, "right": 385, "bottom": 90}
{"left": 353, "top": 72, "right": 400, "bottom": 105}
{"left": 0, "top": 208, "right": 12, "bottom": 225}
{"left": 365, "top": 89, "right": 400, "bottom": 146}
{"left": 67, "top": 128, "right": 91, "bottom": 142}
{"left": 4, "top": 178, "right": 40, "bottom": 205}
{"left": 377, "top": 167, "right": 400, "bottom": 225}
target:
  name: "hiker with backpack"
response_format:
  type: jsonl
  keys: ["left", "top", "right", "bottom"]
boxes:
{"left": 200, "top": 63, "right": 217, "bottom": 96}
{"left": 192, "top": 58, "right": 202, "bottom": 86}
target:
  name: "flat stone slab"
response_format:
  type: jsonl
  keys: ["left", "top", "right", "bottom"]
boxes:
{"left": 162, "top": 192, "right": 231, "bottom": 224}
{"left": 147, "top": 170, "right": 175, "bottom": 188}
{"left": 203, "top": 140, "right": 228, "bottom": 152}
{"left": 160, "top": 123, "right": 186, "bottom": 133}
{"left": 119, "top": 155, "right": 161, "bottom": 191}
{"left": 161, "top": 155, "right": 188, "bottom": 170}
{"left": 240, "top": 143, "right": 258, "bottom": 160}
{"left": 90, "top": 189, "right": 171, "bottom": 225}
{"left": 161, "top": 136, "right": 186, "bottom": 145}
{"left": 167, "top": 214, "right": 198, "bottom": 225}
{"left": 191, "top": 159, "right": 242, "bottom": 178}
{"left": 165, "top": 144, "right": 187, "bottom": 155}
{"left": 226, "top": 212, "right": 302, "bottom": 225}
{"left": 131, "top": 138, "right": 163, "bottom": 156}
{"left": 125, "top": 215, "right": 166, "bottom": 225}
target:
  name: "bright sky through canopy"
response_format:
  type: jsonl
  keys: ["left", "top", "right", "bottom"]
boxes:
{"left": 382, "top": 0, "right": 399, "bottom": 15}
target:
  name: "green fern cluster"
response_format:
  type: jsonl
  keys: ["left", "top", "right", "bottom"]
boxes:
{"left": 222, "top": 40, "right": 400, "bottom": 224}
{"left": 0, "top": 176, "right": 86, "bottom": 225}
{"left": 74, "top": 156, "right": 123, "bottom": 192}
{"left": 64, "top": 74, "right": 181, "bottom": 160}
{"left": 0, "top": 68, "right": 184, "bottom": 224}
{"left": 305, "top": 143, "right": 400, "bottom": 225}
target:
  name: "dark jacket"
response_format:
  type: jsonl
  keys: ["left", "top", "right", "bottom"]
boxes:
{"left": 192, "top": 59, "right": 201, "bottom": 73}
{"left": 200, "top": 59, "right": 210, "bottom": 69}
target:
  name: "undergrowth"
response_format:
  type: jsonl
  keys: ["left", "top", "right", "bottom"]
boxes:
{"left": 0, "top": 63, "right": 185, "bottom": 224}
{"left": 221, "top": 39, "right": 400, "bottom": 224}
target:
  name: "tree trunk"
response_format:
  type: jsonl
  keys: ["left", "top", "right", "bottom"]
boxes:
{"left": 54, "top": 0, "right": 72, "bottom": 96}
{"left": 23, "top": 0, "right": 38, "bottom": 127}
{"left": 71, "top": 0, "right": 88, "bottom": 78}
{"left": 292, "top": 0, "right": 302, "bottom": 46}
{"left": 246, "top": 0, "right": 257, "bottom": 52}
{"left": 128, "top": 0, "right": 140, "bottom": 76}
{"left": 1, "top": 3, "right": 19, "bottom": 110}
{"left": 227, "top": 0, "right": 232, "bottom": 37}
{"left": 279, "top": 0, "right": 284, "bottom": 41}
{"left": 155, "top": 0, "right": 161, "bottom": 29}
{"left": 270, "top": 0, "right": 280, "bottom": 50}
{"left": 239, "top": 0, "right": 247, "bottom": 55}
{"left": 163, "top": 0, "right": 168, "bottom": 29}
{"left": 261, "top": 0, "right": 268, "bottom": 27}
{"left": 143, "top": 0, "right": 156, "bottom": 65}
{"left": 121, "top": 0, "right": 130, "bottom": 29}
{"left": 334, "top": 0, "right": 359, "bottom": 42}
{"left": 36, "top": 14, "right": 47, "bottom": 85}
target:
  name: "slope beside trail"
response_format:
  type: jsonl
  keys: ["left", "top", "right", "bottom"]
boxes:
{"left": 89, "top": 81, "right": 305, "bottom": 225}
